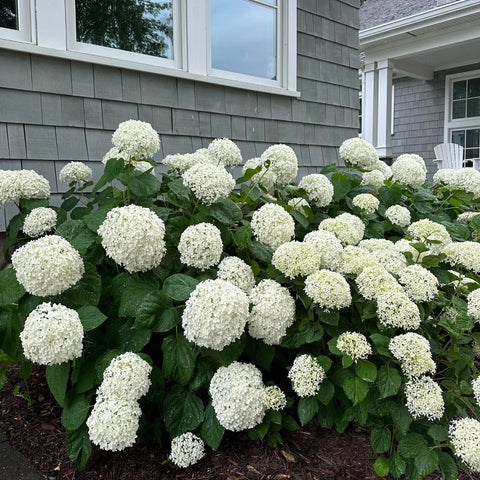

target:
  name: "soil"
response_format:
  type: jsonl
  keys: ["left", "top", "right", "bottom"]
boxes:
{"left": 0, "top": 365, "right": 470, "bottom": 480}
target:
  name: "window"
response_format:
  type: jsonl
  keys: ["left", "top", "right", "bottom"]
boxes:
{"left": 0, "top": 0, "right": 32, "bottom": 42}
{"left": 0, "top": 0, "right": 18, "bottom": 30}
{"left": 451, "top": 128, "right": 480, "bottom": 167}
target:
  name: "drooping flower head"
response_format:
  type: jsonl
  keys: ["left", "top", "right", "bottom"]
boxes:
{"left": 178, "top": 223, "right": 223, "bottom": 270}
{"left": 260, "top": 144, "right": 298, "bottom": 184}
{"left": 272, "top": 241, "right": 322, "bottom": 278}
{"left": 111, "top": 119, "right": 160, "bottom": 159}
{"left": 405, "top": 376, "right": 445, "bottom": 420}
{"left": 339, "top": 137, "right": 379, "bottom": 169}
{"left": 0, "top": 169, "right": 50, "bottom": 207}
{"left": 288, "top": 354, "right": 325, "bottom": 397}
{"left": 251, "top": 203, "right": 295, "bottom": 249}
{"left": 336, "top": 332, "right": 372, "bottom": 362}
{"left": 59, "top": 162, "right": 93, "bottom": 184}
{"left": 207, "top": 138, "right": 242, "bottom": 167}
{"left": 304, "top": 270, "right": 352, "bottom": 311}
{"left": 217, "top": 256, "right": 255, "bottom": 294}
{"left": 449, "top": 417, "right": 480, "bottom": 473}
{"left": 298, "top": 174, "right": 334, "bottom": 207}
{"left": 22, "top": 207, "right": 57, "bottom": 237}
{"left": 389, "top": 333, "right": 436, "bottom": 378}
{"left": 170, "top": 432, "right": 205, "bottom": 468}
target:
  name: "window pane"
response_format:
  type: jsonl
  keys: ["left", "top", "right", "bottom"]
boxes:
{"left": 465, "top": 148, "right": 479, "bottom": 159}
{"left": 452, "top": 130, "right": 465, "bottom": 147}
{"left": 211, "top": 0, "right": 277, "bottom": 80}
{"left": 467, "top": 98, "right": 480, "bottom": 118}
{"left": 453, "top": 80, "right": 466, "bottom": 100}
{"left": 452, "top": 100, "right": 466, "bottom": 119}
{"left": 0, "top": 0, "right": 18, "bottom": 30}
{"left": 75, "top": 1, "right": 173, "bottom": 59}
{"left": 468, "top": 78, "right": 480, "bottom": 98}
{"left": 466, "top": 129, "right": 480, "bottom": 148}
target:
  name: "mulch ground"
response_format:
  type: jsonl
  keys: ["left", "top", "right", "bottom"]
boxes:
{"left": 0, "top": 364, "right": 468, "bottom": 480}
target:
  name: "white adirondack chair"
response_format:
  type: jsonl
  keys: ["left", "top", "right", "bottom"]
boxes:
{"left": 433, "top": 143, "right": 464, "bottom": 169}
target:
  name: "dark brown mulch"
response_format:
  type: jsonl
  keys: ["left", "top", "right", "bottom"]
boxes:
{"left": 0, "top": 364, "right": 466, "bottom": 480}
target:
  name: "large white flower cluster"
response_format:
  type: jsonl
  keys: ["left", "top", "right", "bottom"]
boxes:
{"left": 96, "top": 352, "right": 152, "bottom": 401}
{"left": 182, "top": 163, "right": 235, "bottom": 205}
{"left": 339, "top": 137, "right": 379, "bottom": 169}
{"left": 247, "top": 279, "right": 295, "bottom": 345}
{"left": 162, "top": 151, "right": 208, "bottom": 174}
{"left": 373, "top": 247, "right": 408, "bottom": 275}
{"left": 405, "top": 376, "right": 445, "bottom": 421}
{"left": 251, "top": 203, "right": 295, "bottom": 249}
{"left": 336, "top": 332, "right": 372, "bottom": 362}
{"left": 288, "top": 354, "right": 325, "bottom": 397}
{"left": 303, "top": 229, "right": 343, "bottom": 271}
{"left": 12, "top": 235, "right": 84, "bottom": 296}
{"left": 0, "top": 169, "right": 50, "bottom": 207}
{"left": 217, "top": 256, "right": 255, "bottom": 294}
{"left": 318, "top": 213, "right": 365, "bottom": 246}
{"left": 207, "top": 138, "right": 242, "bottom": 166}
{"left": 449, "top": 417, "right": 480, "bottom": 473}
{"left": 375, "top": 160, "right": 393, "bottom": 179}
{"left": 398, "top": 265, "right": 439, "bottom": 302}
{"left": 111, "top": 119, "right": 160, "bottom": 159}
{"left": 272, "top": 241, "right": 322, "bottom": 278}
{"left": 352, "top": 193, "right": 379, "bottom": 213}
{"left": 377, "top": 291, "right": 421, "bottom": 330}
{"left": 97, "top": 205, "right": 166, "bottom": 273}
{"left": 467, "top": 289, "right": 480, "bottom": 323}
{"left": 408, "top": 219, "right": 452, "bottom": 254}
{"left": 441, "top": 168, "right": 480, "bottom": 199}
{"left": 209, "top": 362, "right": 266, "bottom": 431}
{"left": 396, "top": 153, "right": 427, "bottom": 173}
{"left": 22, "top": 207, "right": 57, "bottom": 237}
{"left": 355, "top": 265, "right": 402, "bottom": 300}
{"left": 391, "top": 155, "right": 426, "bottom": 187}
{"left": 361, "top": 169, "right": 385, "bottom": 191}
{"left": 20, "top": 302, "right": 84, "bottom": 365}
{"left": 178, "top": 223, "right": 223, "bottom": 270}
{"left": 385, "top": 205, "right": 411, "bottom": 227}
{"left": 59, "top": 162, "right": 93, "bottom": 184}
{"left": 260, "top": 144, "right": 298, "bottom": 184}
{"left": 443, "top": 241, "right": 480, "bottom": 274}
{"left": 264, "top": 386, "right": 287, "bottom": 411}
{"left": 170, "top": 432, "right": 205, "bottom": 468}
{"left": 338, "top": 245, "right": 377, "bottom": 275}
{"left": 304, "top": 270, "right": 351, "bottom": 311}
{"left": 298, "top": 174, "right": 334, "bottom": 207}
{"left": 242, "top": 157, "right": 276, "bottom": 193}
{"left": 389, "top": 333, "right": 436, "bottom": 378}
{"left": 457, "top": 211, "right": 480, "bottom": 223}
{"left": 182, "top": 279, "right": 249, "bottom": 350}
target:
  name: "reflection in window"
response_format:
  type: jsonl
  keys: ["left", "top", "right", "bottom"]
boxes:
{"left": 451, "top": 128, "right": 480, "bottom": 167}
{"left": 75, "top": 1, "right": 173, "bottom": 59}
{"left": 211, "top": 0, "right": 277, "bottom": 80}
{"left": 0, "top": 0, "right": 18, "bottom": 30}
{"left": 452, "top": 77, "right": 480, "bottom": 119}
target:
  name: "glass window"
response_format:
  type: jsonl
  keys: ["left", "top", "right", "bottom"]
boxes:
{"left": 0, "top": 0, "right": 18, "bottom": 30}
{"left": 451, "top": 128, "right": 480, "bottom": 166}
{"left": 452, "top": 78, "right": 480, "bottom": 119}
{"left": 75, "top": 0, "right": 174, "bottom": 59}
{"left": 211, "top": 0, "right": 277, "bottom": 80}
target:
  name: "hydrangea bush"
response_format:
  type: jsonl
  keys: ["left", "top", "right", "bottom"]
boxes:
{"left": 1, "top": 121, "right": 480, "bottom": 480}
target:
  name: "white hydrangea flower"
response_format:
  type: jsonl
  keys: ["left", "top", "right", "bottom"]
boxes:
{"left": 87, "top": 396, "right": 141, "bottom": 452}
{"left": 207, "top": 138, "right": 242, "bottom": 167}
{"left": 251, "top": 203, "right": 295, "bottom": 249}
{"left": 377, "top": 291, "right": 421, "bottom": 330}
{"left": 103, "top": 147, "right": 156, "bottom": 174}
{"left": 457, "top": 211, "right": 480, "bottom": 223}
{"left": 358, "top": 239, "right": 395, "bottom": 251}
{"left": 264, "top": 386, "right": 287, "bottom": 411}
{"left": 178, "top": 223, "right": 223, "bottom": 270}
{"left": 408, "top": 219, "right": 452, "bottom": 254}
{"left": 12, "top": 235, "right": 84, "bottom": 296}
{"left": 467, "top": 289, "right": 480, "bottom": 323}
{"left": 182, "top": 163, "right": 235, "bottom": 205}
{"left": 304, "top": 270, "right": 352, "bottom": 311}
{"left": 472, "top": 377, "right": 480, "bottom": 406}
{"left": 59, "top": 162, "right": 92, "bottom": 184}
{"left": 339, "top": 137, "right": 379, "bottom": 169}
{"left": 111, "top": 119, "right": 160, "bottom": 159}
{"left": 0, "top": 169, "right": 50, "bottom": 207}
{"left": 405, "top": 376, "right": 445, "bottom": 421}
{"left": 303, "top": 229, "right": 343, "bottom": 271}
{"left": 443, "top": 241, "right": 480, "bottom": 274}
{"left": 449, "top": 417, "right": 480, "bottom": 473}
{"left": 389, "top": 333, "right": 436, "bottom": 378}
{"left": 319, "top": 213, "right": 365, "bottom": 246}
{"left": 375, "top": 247, "right": 408, "bottom": 275}
{"left": 447, "top": 168, "right": 480, "bottom": 199}
{"left": 336, "top": 332, "right": 372, "bottom": 362}
{"left": 22, "top": 207, "right": 57, "bottom": 237}
{"left": 98, "top": 205, "right": 166, "bottom": 273}
{"left": 433, "top": 168, "right": 456, "bottom": 186}
{"left": 288, "top": 197, "right": 310, "bottom": 213}
{"left": 394, "top": 238, "right": 429, "bottom": 263}
{"left": 391, "top": 156, "right": 426, "bottom": 187}
{"left": 398, "top": 265, "right": 439, "bottom": 302}
{"left": 272, "top": 241, "right": 322, "bottom": 278}
{"left": 247, "top": 279, "right": 295, "bottom": 346}
{"left": 170, "top": 432, "right": 205, "bottom": 468}
{"left": 288, "top": 354, "right": 325, "bottom": 397}
{"left": 385, "top": 205, "right": 411, "bottom": 227}
{"left": 217, "top": 256, "right": 255, "bottom": 294}
{"left": 242, "top": 157, "right": 276, "bottom": 193}
{"left": 396, "top": 153, "right": 427, "bottom": 173}
{"left": 182, "top": 279, "right": 249, "bottom": 351}
{"left": 260, "top": 144, "right": 298, "bottom": 184}
{"left": 338, "top": 245, "right": 378, "bottom": 275}
{"left": 352, "top": 193, "right": 379, "bottom": 213}
{"left": 209, "top": 362, "right": 266, "bottom": 431}
{"left": 375, "top": 160, "right": 393, "bottom": 179}
{"left": 355, "top": 265, "right": 403, "bottom": 300}
{"left": 20, "top": 302, "right": 83, "bottom": 365}
{"left": 162, "top": 151, "right": 209, "bottom": 174}
{"left": 96, "top": 352, "right": 152, "bottom": 402}
{"left": 361, "top": 169, "right": 385, "bottom": 191}
{"left": 298, "top": 174, "right": 334, "bottom": 207}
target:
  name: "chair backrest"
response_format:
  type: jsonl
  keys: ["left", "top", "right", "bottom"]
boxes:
{"left": 433, "top": 143, "right": 464, "bottom": 169}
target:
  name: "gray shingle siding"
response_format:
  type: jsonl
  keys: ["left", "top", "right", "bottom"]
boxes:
{"left": 0, "top": 0, "right": 360, "bottom": 227}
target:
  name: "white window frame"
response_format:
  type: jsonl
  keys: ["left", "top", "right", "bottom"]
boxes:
{"left": 0, "top": 0, "right": 34, "bottom": 43}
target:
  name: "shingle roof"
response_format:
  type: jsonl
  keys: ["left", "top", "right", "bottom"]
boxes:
{"left": 360, "top": 0, "right": 439, "bottom": 30}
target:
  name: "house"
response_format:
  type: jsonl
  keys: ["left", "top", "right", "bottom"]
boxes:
{"left": 359, "top": 0, "right": 480, "bottom": 175}
{"left": 0, "top": 0, "right": 360, "bottom": 229}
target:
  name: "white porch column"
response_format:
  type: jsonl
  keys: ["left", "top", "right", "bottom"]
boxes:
{"left": 376, "top": 59, "right": 394, "bottom": 159}
{"left": 362, "top": 62, "right": 377, "bottom": 147}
